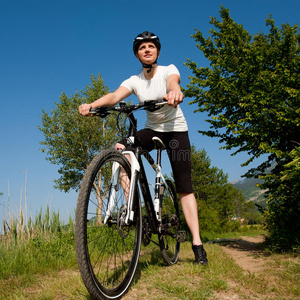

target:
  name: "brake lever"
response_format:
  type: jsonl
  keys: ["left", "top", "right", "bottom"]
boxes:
{"left": 144, "top": 100, "right": 166, "bottom": 112}
{"left": 89, "top": 107, "right": 110, "bottom": 118}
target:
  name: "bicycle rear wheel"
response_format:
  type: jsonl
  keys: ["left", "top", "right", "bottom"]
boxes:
{"left": 75, "top": 149, "right": 142, "bottom": 300}
{"left": 159, "top": 179, "right": 181, "bottom": 265}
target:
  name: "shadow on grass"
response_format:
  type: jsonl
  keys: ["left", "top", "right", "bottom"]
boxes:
{"left": 133, "top": 247, "right": 166, "bottom": 283}
{"left": 209, "top": 237, "right": 266, "bottom": 256}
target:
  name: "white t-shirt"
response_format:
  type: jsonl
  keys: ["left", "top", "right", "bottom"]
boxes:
{"left": 121, "top": 64, "right": 188, "bottom": 132}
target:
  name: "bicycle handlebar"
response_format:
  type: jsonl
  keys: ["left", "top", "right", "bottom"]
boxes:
{"left": 89, "top": 99, "right": 168, "bottom": 117}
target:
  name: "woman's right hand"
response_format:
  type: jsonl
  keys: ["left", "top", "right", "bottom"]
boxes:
{"left": 79, "top": 103, "right": 93, "bottom": 116}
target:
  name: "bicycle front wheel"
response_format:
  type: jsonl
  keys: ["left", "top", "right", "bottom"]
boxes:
{"left": 75, "top": 149, "right": 142, "bottom": 300}
{"left": 159, "top": 179, "right": 181, "bottom": 265}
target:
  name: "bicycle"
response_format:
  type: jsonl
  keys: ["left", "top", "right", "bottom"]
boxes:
{"left": 75, "top": 99, "right": 189, "bottom": 300}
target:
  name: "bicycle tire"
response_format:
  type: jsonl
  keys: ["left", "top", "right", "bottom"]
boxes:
{"left": 159, "top": 179, "right": 181, "bottom": 265}
{"left": 75, "top": 149, "right": 142, "bottom": 300}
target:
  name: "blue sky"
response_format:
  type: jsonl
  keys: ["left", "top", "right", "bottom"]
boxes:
{"left": 0, "top": 0, "right": 299, "bottom": 226}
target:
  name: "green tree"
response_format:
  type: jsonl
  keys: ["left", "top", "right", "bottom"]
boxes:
{"left": 239, "top": 201, "right": 263, "bottom": 225}
{"left": 190, "top": 146, "right": 246, "bottom": 232}
{"left": 281, "top": 146, "right": 300, "bottom": 181}
{"left": 184, "top": 6, "right": 300, "bottom": 250}
{"left": 38, "top": 74, "right": 125, "bottom": 224}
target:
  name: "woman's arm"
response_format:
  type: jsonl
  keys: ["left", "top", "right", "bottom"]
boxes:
{"left": 79, "top": 86, "right": 131, "bottom": 116}
{"left": 164, "top": 74, "right": 184, "bottom": 108}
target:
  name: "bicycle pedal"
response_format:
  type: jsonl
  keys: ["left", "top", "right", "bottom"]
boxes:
{"left": 177, "top": 230, "right": 189, "bottom": 242}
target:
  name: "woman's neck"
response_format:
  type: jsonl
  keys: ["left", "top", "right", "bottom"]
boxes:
{"left": 143, "top": 64, "right": 158, "bottom": 80}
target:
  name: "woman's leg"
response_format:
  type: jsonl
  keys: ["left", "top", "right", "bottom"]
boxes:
{"left": 179, "top": 192, "right": 202, "bottom": 245}
{"left": 114, "top": 143, "right": 130, "bottom": 199}
{"left": 179, "top": 192, "right": 208, "bottom": 265}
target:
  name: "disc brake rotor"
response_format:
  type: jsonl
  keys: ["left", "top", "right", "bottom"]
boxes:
{"left": 117, "top": 204, "right": 130, "bottom": 238}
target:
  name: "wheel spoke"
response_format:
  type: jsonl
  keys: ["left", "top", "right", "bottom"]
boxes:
{"left": 159, "top": 180, "right": 181, "bottom": 265}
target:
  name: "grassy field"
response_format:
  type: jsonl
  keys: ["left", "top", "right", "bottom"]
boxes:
{"left": 0, "top": 225, "right": 299, "bottom": 300}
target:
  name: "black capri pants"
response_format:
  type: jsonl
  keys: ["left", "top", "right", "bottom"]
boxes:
{"left": 119, "top": 129, "right": 193, "bottom": 194}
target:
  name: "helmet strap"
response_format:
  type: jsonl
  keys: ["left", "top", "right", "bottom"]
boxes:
{"left": 142, "top": 61, "right": 157, "bottom": 73}
{"left": 137, "top": 51, "right": 159, "bottom": 73}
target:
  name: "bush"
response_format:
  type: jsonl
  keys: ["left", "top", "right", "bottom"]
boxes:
{"left": 263, "top": 156, "right": 300, "bottom": 252}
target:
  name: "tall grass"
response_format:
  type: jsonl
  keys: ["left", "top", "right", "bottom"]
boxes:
{"left": 0, "top": 204, "right": 77, "bottom": 280}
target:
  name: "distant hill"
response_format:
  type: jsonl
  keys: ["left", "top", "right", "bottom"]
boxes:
{"left": 232, "top": 177, "right": 267, "bottom": 205}
{"left": 232, "top": 162, "right": 276, "bottom": 206}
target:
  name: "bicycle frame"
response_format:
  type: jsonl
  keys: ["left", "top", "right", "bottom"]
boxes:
{"left": 136, "top": 147, "right": 162, "bottom": 234}
{"left": 100, "top": 101, "right": 172, "bottom": 234}
{"left": 103, "top": 140, "right": 169, "bottom": 234}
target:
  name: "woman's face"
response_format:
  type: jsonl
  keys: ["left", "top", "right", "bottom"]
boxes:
{"left": 136, "top": 41, "right": 159, "bottom": 64}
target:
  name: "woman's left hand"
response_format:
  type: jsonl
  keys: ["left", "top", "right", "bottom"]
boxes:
{"left": 164, "top": 90, "right": 184, "bottom": 108}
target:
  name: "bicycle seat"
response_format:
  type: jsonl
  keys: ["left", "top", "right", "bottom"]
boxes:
{"left": 152, "top": 137, "right": 166, "bottom": 150}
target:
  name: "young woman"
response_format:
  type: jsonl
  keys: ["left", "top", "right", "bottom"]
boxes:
{"left": 79, "top": 31, "right": 208, "bottom": 265}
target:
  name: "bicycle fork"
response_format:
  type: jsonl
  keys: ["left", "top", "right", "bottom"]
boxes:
{"left": 103, "top": 161, "right": 120, "bottom": 225}
{"left": 103, "top": 150, "right": 140, "bottom": 226}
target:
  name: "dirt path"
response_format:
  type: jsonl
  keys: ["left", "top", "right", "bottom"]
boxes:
{"left": 215, "top": 236, "right": 268, "bottom": 273}
{"left": 122, "top": 236, "right": 272, "bottom": 300}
